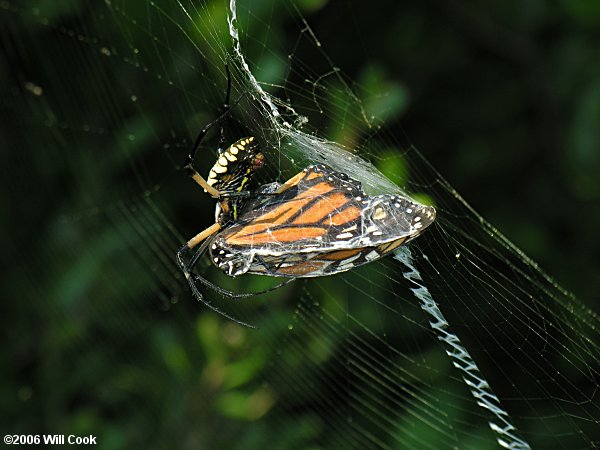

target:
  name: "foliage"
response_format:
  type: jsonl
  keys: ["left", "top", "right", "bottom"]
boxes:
{"left": 1, "top": 1, "right": 599, "bottom": 449}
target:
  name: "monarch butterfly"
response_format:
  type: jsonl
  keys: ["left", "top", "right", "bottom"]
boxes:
{"left": 177, "top": 134, "right": 435, "bottom": 325}
{"left": 211, "top": 162, "right": 435, "bottom": 277}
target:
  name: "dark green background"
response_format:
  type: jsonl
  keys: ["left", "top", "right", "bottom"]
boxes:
{"left": 2, "top": 1, "right": 599, "bottom": 449}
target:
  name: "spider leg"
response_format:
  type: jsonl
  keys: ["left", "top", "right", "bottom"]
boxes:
{"left": 185, "top": 229, "right": 295, "bottom": 300}
{"left": 192, "top": 273, "right": 294, "bottom": 299}
{"left": 177, "top": 224, "right": 294, "bottom": 327}
{"left": 177, "top": 238, "right": 257, "bottom": 329}
{"left": 186, "top": 223, "right": 221, "bottom": 250}
{"left": 184, "top": 66, "right": 246, "bottom": 198}
{"left": 184, "top": 109, "right": 228, "bottom": 198}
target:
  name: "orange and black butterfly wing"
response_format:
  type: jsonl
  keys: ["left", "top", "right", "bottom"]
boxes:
{"left": 210, "top": 164, "right": 435, "bottom": 277}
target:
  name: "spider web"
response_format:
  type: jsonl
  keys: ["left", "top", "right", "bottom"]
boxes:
{"left": 2, "top": 1, "right": 599, "bottom": 449}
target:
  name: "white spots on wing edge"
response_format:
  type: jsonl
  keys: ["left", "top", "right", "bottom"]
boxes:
{"left": 365, "top": 250, "right": 379, "bottom": 261}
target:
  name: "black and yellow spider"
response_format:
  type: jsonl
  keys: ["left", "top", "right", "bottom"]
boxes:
{"left": 177, "top": 70, "right": 435, "bottom": 326}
